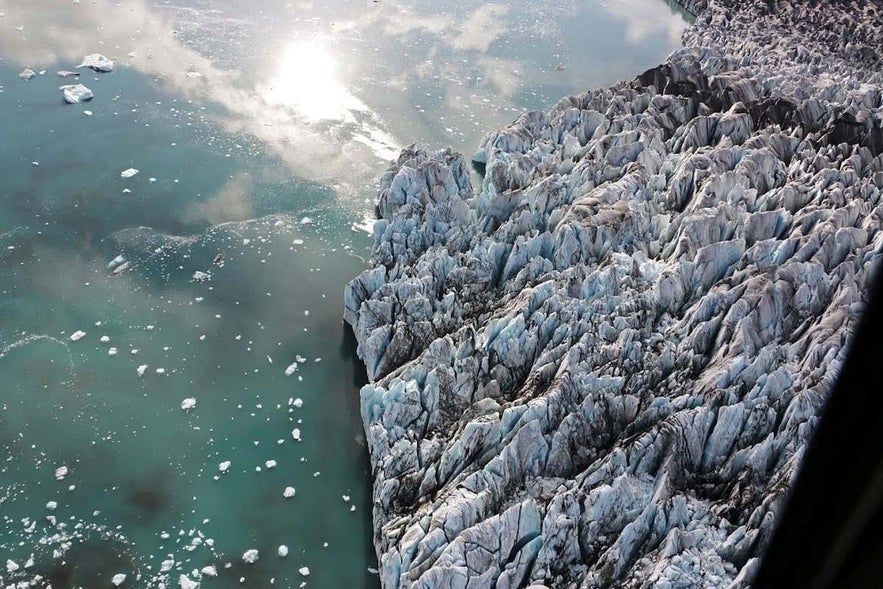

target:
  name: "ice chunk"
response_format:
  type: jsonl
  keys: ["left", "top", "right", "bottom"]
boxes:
{"left": 60, "top": 84, "right": 93, "bottom": 104}
{"left": 278, "top": 545, "right": 289, "bottom": 557}
{"left": 112, "top": 573, "right": 126, "bottom": 586}
{"left": 69, "top": 331, "right": 87, "bottom": 341}
{"left": 285, "top": 362, "right": 298, "bottom": 376}
{"left": 299, "top": 567, "right": 310, "bottom": 577}
{"left": 108, "top": 347, "right": 118, "bottom": 356}
{"left": 200, "top": 565, "right": 217, "bottom": 577}
{"left": 178, "top": 574, "right": 199, "bottom": 589}
{"left": 78, "top": 53, "right": 114, "bottom": 72}
{"left": 193, "top": 271, "right": 211, "bottom": 282}
{"left": 46, "top": 501, "right": 57, "bottom": 510}
{"left": 120, "top": 168, "right": 139, "bottom": 178}
{"left": 293, "top": 398, "right": 304, "bottom": 408}
{"left": 291, "top": 428, "right": 301, "bottom": 441}
{"left": 181, "top": 398, "right": 197, "bottom": 411}
{"left": 55, "top": 466, "right": 68, "bottom": 480}
{"left": 219, "top": 461, "right": 231, "bottom": 473}
{"left": 242, "top": 549, "right": 259, "bottom": 564}
{"left": 265, "top": 460, "right": 277, "bottom": 469}
{"left": 6, "top": 559, "right": 20, "bottom": 573}
{"left": 19, "top": 68, "right": 35, "bottom": 80}
{"left": 283, "top": 486, "right": 296, "bottom": 498}
{"left": 136, "top": 364, "right": 148, "bottom": 377}
{"left": 57, "top": 70, "right": 80, "bottom": 78}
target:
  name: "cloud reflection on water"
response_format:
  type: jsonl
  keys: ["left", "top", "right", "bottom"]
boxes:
{"left": 0, "top": 0, "right": 688, "bottom": 202}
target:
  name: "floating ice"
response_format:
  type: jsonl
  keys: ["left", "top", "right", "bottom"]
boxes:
{"left": 178, "top": 574, "right": 199, "bottom": 589}
{"left": 6, "top": 559, "right": 19, "bottom": 573}
{"left": 100, "top": 335, "right": 110, "bottom": 343}
{"left": 285, "top": 362, "right": 298, "bottom": 376}
{"left": 112, "top": 573, "right": 126, "bottom": 586}
{"left": 60, "top": 84, "right": 93, "bottom": 104}
{"left": 218, "top": 461, "right": 231, "bottom": 473}
{"left": 293, "top": 398, "right": 304, "bottom": 408}
{"left": 136, "top": 365, "right": 148, "bottom": 377}
{"left": 283, "top": 486, "right": 296, "bottom": 498}
{"left": 19, "top": 68, "right": 35, "bottom": 80}
{"left": 57, "top": 70, "right": 80, "bottom": 78}
{"left": 181, "top": 398, "right": 196, "bottom": 411}
{"left": 54, "top": 466, "right": 68, "bottom": 480}
{"left": 78, "top": 53, "right": 114, "bottom": 72}
{"left": 108, "top": 347, "right": 118, "bottom": 356}
{"left": 291, "top": 428, "right": 301, "bottom": 442}
{"left": 120, "top": 168, "right": 139, "bottom": 178}
{"left": 69, "top": 331, "right": 86, "bottom": 341}
{"left": 46, "top": 501, "right": 57, "bottom": 510}
{"left": 298, "top": 567, "right": 310, "bottom": 577}
{"left": 242, "top": 549, "right": 259, "bottom": 564}
{"left": 278, "top": 545, "right": 289, "bottom": 557}
{"left": 200, "top": 565, "right": 217, "bottom": 576}
{"left": 193, "top": 271, "right": 211, "bottom": 282}
{"left": 265, "top": 460, "right": 277, "bottom": 469}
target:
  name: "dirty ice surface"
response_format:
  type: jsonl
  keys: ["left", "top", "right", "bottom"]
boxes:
{"left": 0, "top": 0, "right": 687, "bottom": 587}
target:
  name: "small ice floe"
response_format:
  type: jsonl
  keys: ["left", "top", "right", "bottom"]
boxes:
{"left": 60, "top": 84, "right": 93, "bottom": 104}
{"left": 6, "top": 559, "right": 20, "bottom": 573}
{"left": 112, "top": 261, "right": 131, "bottom": 275}
{"left": 298, "top": 566, "right": 310, "bottom": 577}
{"left": 293, "top": 398, "right": 304, "bottom": 408}
{"left": 19, "top": 68, "right": 35, "bottom": 80}
{"left": 69, "top": 330, "right": 86, "bottom": 341}
{"left": 291, "top": 428, "right": 301, "bottom": 442}
{"left": 55, "top": 466, "right": 68, "bottom": 480}
{"left": 78, "top": 53, "right": 114, "bottom": 72}
{"left": 278, "top": 545, "right": 289, "bottom": 558}
{"left": 242, "top": 549, "right": 259, "bottom": 564}
{"left": 112, "top": 573, "right": 126, "bottom": 586}
{"left": 265, "top": 460, "right": 277, "bottom": 469}
{"left": 218, "top": 461, "right": 231, "bottom": 473}
{"left": 181, "top": 398, "right": 197, "bottom": 411}
{"left": 178, "top": 574, "right": 199, "bottom": 589}
{"left": 368, "top": 567, "right": 379, "bottom": 575}
{"left": 57, "top": 70, "right": 80, "bottom": 78}
{"left": 284, "top": 362, "right": 298, "bottom": 376}
{"left": 107, "top": 254, "right": 125, "bottom": 269}
{"left": 46, "top": 501, "right": 58, "bottom": 510}
{"left": 120, "top": 168, "right": 139, "bottom": 178}
{"left": 84, "top": 110, "right": 93, "bottom": 116}
{"left": 200, "top": 565, "right": 217, "bottom": 576}
{"left": 100, "top": 335, "right": 110, "bottom": 343}
{"left": 186, "top": 70, "right": 202, "bottom": 78}
{"left": 108, "top": 347, "right": 118, "bottom": 356}
{"left": 299, "top": 217, "right": 314, "bottom": 225}
{"left": 283, "top": 486, "right": 295, "bottom": 498}
{"left": 193, "top": 270, "right": 211, "bottom": 282}
{"left": 342, "top": 495, "right": 350, "bottom": 502}
{"left": 136, "top": 364, "right": 148, "bottom": 377}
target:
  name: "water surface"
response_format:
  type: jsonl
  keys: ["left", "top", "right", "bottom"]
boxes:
{"left": 0, "top": 1, "right": 688, "bottom": 587}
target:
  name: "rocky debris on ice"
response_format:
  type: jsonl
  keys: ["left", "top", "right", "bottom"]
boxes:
{"left": 78, "top": 53, "right": 114, "bottom": 72}
{"left": 60, "top": 84, "right": 93, "bottom": 104}
{"left": 344, "top": 1, "right": 883, "bottom": 588}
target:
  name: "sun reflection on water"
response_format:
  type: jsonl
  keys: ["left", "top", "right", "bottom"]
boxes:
{"left": 265, "top": 38, "right": 368, "bottom": 123}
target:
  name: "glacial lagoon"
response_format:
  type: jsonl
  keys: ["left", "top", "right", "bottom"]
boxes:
{"left": 0, "top": 1, "right": 687, "bottom": 586}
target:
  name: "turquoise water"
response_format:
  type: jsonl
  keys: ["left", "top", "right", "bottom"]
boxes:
{"left": 0, "top": 0, "right": 687, "bottom": 587}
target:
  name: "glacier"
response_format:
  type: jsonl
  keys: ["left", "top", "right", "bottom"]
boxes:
{"left": 344, "top": 0, "right": 883, "bottom": 587}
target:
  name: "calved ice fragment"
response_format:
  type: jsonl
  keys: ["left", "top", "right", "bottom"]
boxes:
{"left": 59, "top": 84, "right": 94, "bottom": 104}
{"left": 77, "top": 53, "right": 114, "bottom": 72}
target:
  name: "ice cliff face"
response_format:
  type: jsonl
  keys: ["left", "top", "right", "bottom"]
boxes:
{"left": 344, "top": 1, "right": 883, "bottom": 587}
